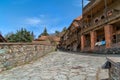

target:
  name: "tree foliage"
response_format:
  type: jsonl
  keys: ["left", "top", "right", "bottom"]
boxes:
{"left": 5, "top": 28, "right": 34, "bottom": 42}
{"left": 38, "top": 27, "right": 49, "bottom": 37}
{"left": 55, "top": 30, "right": 60, "bottom": 34}
{"left": 62, "top": 27, "right": 67, "bottom": 32}
{"left": 55, "top": 30, "right": 60, "bottom": 36}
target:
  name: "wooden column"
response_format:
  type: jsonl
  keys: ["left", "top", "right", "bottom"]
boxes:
{"left": 104, "top": 25, "right": 113, "bottom": 48}
{"left": 90, "top": 31, "right": 97, "bottom": 50}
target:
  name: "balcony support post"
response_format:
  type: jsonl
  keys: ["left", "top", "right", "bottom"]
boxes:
{"left": 81, "top": 35, "right": 86, "bottom": 51}
{"left": 90, "top": 31, "right": 97, "bottom": 50}
{"left": 104, "top": 25, "right": 113, "bottom": 48}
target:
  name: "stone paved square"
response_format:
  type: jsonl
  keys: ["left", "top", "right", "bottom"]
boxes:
{"left": 0, "top": 51, "right": 119, "bottom": 80}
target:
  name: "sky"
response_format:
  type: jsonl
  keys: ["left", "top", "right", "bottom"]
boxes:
{"left": 0, "top": 0, "right": 89, "bottom": 38}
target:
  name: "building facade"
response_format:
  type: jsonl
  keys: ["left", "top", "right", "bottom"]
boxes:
{"left": 60, "top": 0, "right": 120, "bottom": 53}
{"left": 60, "top": 16, "right": 82, "bottom": 51}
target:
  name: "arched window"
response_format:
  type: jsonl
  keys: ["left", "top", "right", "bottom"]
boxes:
{"left": 101, "top": 15, "right": 105, "bottom": 19}
{"left": 94, "top": 18, "right": 99, "bottom": 23}
{"left": 107, "top": 10, "right": 113, "bottom": 16}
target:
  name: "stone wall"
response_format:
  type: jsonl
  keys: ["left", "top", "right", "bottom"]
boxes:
{"left": 92, "top": 42, "right": 120, "bottom": 54}
{"left": 109, "top": 62, "right": 120, "bottom": 80}
{"left": 94, "top": 47, "right": 120, "bottom": 54}
{"left": 0, "top": 43, "right": 55, "bottom": 72}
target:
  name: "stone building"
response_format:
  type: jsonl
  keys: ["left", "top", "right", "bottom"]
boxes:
{"left": 33, "top": 36, "right": 60, "bottom": 46}
{"left": 60, "top": 16, "right": 82, "bottom": 51}
{"left": 60, "top": 0, "right": 120, "bottom": 53}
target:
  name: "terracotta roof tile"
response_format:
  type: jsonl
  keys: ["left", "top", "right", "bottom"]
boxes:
{"left": 73, "top": 21, "right": 79, "bottom": 27}
{"left": 74, "top": 16, "right": 82, "bottom": 21}
{"left": 35, "top": 36, "right": 49, "bottom": 41}
{"left": 33, "top": 35, "right": 60, "bottom": 45}
{"left": 53, "top": 37, "right": 60, "bottom": 42}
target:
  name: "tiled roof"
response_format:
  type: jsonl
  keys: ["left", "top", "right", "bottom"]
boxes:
{"left": 73, "top": 21, "right": 79, "bottom": 28}
{"left": 50, "top": 36, "right": 60, "bottom": 42}
{"left": 34, "top": 36, "right": 49, "bottom": 41}
{"left": 32, "top": 40, "right": 51, "bottom": 45}
{"left": 33, "top": 35, "right": 60, "bottom": 45}
{"left": 74, "top": 16, "right": 82, "bottom": 21}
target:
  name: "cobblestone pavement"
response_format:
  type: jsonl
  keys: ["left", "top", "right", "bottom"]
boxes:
{"left": 0, "top": 51, "right": 114, "bottom": 80}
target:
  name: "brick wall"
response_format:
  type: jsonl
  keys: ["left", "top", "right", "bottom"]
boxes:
{"left": 0, "top": 43, "right": 55, "bottom": 72}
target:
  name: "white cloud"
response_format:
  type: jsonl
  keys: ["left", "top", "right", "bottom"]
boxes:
{"left": 24, "top": 15, "right": 62, "bottom": 30}
{"left": 39, "top": 14, "right": 45, "bottom": 18}
{"left": 25, "top": 17, "right": 41, "bottom": 25}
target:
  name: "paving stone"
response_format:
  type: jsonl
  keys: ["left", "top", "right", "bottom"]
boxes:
{"left": 29, "top": 76, "right": 42, "bottom": 80}
{"left": 54, "top": 74, "right": 68, "bottom": 80}
{"left": 69, "top": 75, "right": 86, "bottom": 80}
{"left": 0, "top": 51, "right": 111, "bottom": 80}
{"left": 40, "top": 71, "right": 54, "bottom": 79}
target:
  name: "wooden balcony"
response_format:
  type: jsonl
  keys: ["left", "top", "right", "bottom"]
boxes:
{"left": 81, "top": 9, "right": 120, "bottom": 34}
{"left": 83, "top": 0, "right": 101, "bottom": 14}
{"left": 65, "top": 34, "right": 78, "bottom": 46}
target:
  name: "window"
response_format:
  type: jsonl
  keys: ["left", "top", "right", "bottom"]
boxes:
{"left": 101, "top": 15, "right": 105, "bottom": 19}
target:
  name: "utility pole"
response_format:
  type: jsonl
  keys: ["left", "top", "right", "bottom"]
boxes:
{"left": 81, "top": 0, "right": 84, "bottom": 37}
{"left": 79, "top": 0, "right": 84, "bottom": 51}
{"left": 82, "top": 0, "right": 84, "bottom": 17}
{"left": 104, "top": 0, "right": 108, "bottom": 59}
{"left": 82, "top": 0, "right": 84, "bottom": 28}
{"left": 104, "top": 0, "right": 108, "bottom": 23}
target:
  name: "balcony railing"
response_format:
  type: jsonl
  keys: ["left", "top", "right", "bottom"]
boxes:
{"left": 65, "top": 34, "right": 78, "bottom": 46}
{"left": 83, "top": 0, "right": 101, "bottom": 14}
{"left": 81, "top": 9, "right": 120, "bottom": 34}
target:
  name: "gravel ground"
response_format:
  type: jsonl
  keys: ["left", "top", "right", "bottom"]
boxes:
{"left": 0, "top": 51, "right": 117, "bottom": 80}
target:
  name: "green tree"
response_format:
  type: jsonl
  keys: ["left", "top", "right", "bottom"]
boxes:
{"left": 55, "top": 30, "right": 60, "bottom": 34}
{"left": 5, "top": 33, "right": 16, "bottom": 42}
{"left": 55, "top": 30, "right": 60, "bottom": 36}
{"left": 38, "top": 27, "right": 49, "bottom": 37}
{"left": 62, "top": 27, "right": 67, "bottom": 32}
{"left": 5, "top": 28, "right": 34, "bottom": 42}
